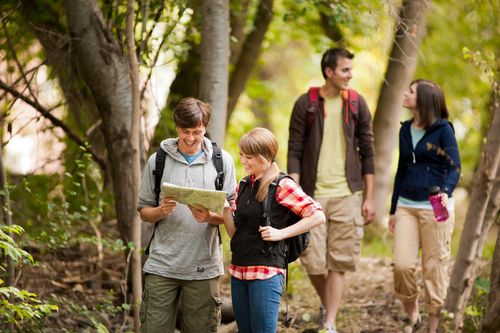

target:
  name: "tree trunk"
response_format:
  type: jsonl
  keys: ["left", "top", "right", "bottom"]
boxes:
{"left": 482, "top": 167, "right": 500, "bottom": 236}
{"left": 480, "top": 223, "right": 500, "bottom": 332}
{"left": 64, "top": 0, "right": 135, "bottom": 245}
{"left": 163, "top": 0, "right": 203, "bottom": 112}
{"left": 19, "top": 0, "right": 109, "bottom": 174}
{"left": 229, "top": 0, "right": 251, "bottom": 65}
{"left": 249, "top": 65, "right": 272, "bottom": 129}
{"left": 0, "top": 144, "right": 14, "bottom": 288}
{"left": 154, "top": 20, "right": 203, "bottom": 150}
{"left": 444, "top": 80, "right": 500, "bottom": 331}
{"left": 159, "top": 0, "right": 269, "bottom": 141}
{"left": 0, "top": 143, "right": 14, "bottom": 333}
{"left": 126, "top": 0, "right": 142, "bottom": 330}
{"left": 200, "top": 0, "right": 230, "bottom": 145}
{"left": 165, "top": 38, "right": 202, "bottom": 112}
{"left": 372, "top": 0, "right": 430, "bottom": 223}
{"left": 226, "top": 0, "right": 273, "bottom": 123}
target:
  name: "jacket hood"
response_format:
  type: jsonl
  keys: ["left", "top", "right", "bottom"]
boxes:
{"left": 402, "top": 118, "right": 451, "bottom": 133}
{"left": 159, "top": 137, "right": 214, "bottom": 163}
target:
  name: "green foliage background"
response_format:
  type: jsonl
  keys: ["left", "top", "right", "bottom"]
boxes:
{"left": 0, "top": 0, "right": 498, "bottom": 330}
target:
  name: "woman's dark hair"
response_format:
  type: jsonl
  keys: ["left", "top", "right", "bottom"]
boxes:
{"left": 412, "top": 79, "right": 449, "bottom": 129}
{"left": 173, "top": 97, "right": 211, "bottom": 128}
{"left": 321, "top": 47, "right": 354, "bottom": 79}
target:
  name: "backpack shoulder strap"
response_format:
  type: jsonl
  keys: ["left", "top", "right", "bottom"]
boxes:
{"left": 348, "top": 89, "right": 359, "bottom": 115}
{"left": 306, "top": 87, "right": 321, "bottom": 134}
{"left": 344, "top": 89, "right": 360, "bottom": 125}
{"left": 153, "top": 147, "right": 167, "bottom": 206}
{"left": 237, "top": 176, "right": 250, "bottom": 199}
{"left": 263, "top": 173, "right": 289, "bottom": 227}
{"left": 211, "top": 141, "right": 225, "bottom": 244}
{"left": 147, "top": 147, "right": 167, "bottom": 255}
{"left": 211, "top": 141, "right": 224, "bottom": 191}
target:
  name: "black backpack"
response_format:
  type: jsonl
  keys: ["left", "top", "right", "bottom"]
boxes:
{"left": 145, "top": 141, "right": 224, "bottom": 254}
{"left": 263, "top": 173, "right": 310, "bottom": 327}
{"left": 262, "top": 173, "right": 310, "bottom": 263}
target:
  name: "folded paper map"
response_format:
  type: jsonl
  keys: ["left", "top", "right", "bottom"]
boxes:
{"left": 161, "top": 182, "right": 228, "bottom": 214}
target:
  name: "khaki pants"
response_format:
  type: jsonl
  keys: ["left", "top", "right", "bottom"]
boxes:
{"left": 301, "top": 193, "right": 364, "bottom": 274}
{"left": 393, "top": 207, "right": 454, "bottom": 315}
{"left": 140, "top": 274, "right": 222, "bottom": 333}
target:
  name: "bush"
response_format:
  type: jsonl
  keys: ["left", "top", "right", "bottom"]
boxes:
{"left": 0, "top": 225, "right": 58, "bottom": 329}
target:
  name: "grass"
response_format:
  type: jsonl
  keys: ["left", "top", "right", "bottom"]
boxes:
{"left": 362, "top": 224, "right": 393, "bottom": 258}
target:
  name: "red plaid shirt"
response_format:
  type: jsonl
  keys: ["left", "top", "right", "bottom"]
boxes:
{"left": 229, "top": 176, "right": 321, "bottom": 280}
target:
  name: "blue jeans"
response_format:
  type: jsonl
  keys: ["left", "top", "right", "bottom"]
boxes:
{"left": 231, "top": 274, "right": 284, "bottom": 333}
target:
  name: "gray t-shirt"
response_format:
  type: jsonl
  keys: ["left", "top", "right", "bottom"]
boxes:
{"left": 138, "top": 137, "right": 236, "bottom": 280}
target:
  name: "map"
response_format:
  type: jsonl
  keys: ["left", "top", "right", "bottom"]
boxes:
{"left": 161, "top": 182, "right": 228, "bottom": 214}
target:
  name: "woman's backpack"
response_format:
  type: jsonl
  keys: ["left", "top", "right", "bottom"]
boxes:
{"left": 263, "top": 173, "right": 310, "bottom": 327}
{"left": 263, "top": 173, "right": 310, "bottom": 263}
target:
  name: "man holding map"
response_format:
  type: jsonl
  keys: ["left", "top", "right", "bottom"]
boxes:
{"left": 137, "top": 97, "right": 236, "bottom": 333}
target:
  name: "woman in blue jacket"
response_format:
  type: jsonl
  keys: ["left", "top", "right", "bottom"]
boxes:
{"left": 388, "top": 79, "right": 460, "bottom": 333}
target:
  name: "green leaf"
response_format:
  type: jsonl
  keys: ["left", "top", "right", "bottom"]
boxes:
{"left": 465, "top": 305, "right": 481, "bottom": 317}
{"left": 474, "top": 277, "right": 491, "bottom": 293}
{"left": 96, "top": 323, "right": 110, "bottom": 333}
{"left": 462, "top": 46, "right": 472, "bottom": 59}
{"left": 0, "top": 240, "right": 34, "bottom": 263}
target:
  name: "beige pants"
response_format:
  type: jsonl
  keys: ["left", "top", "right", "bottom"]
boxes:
{"left": 301, "top": 193, "right": 364, "bottom": 274}
{"left": 393, "top": 206, "right": 454, "bottom": 315}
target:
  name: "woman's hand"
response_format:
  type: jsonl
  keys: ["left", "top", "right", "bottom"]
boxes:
{"left": 439, "top": 192, "right": 449, "bottom": 207}
{"left": 259, "top": 226, "right": 285, "bottom": 241}
{"left": 159, "top": 197, "right": 177, "bottom": 217}
{"left": 188, "top": 204, "right": 210, "bottom": 223}
{"left": 388, "top": 214, "right": 396, "bottom": 233}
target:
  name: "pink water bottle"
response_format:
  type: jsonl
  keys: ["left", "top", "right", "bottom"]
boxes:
{"left": 429, "top": 186, "right": 449, "bottom": 222}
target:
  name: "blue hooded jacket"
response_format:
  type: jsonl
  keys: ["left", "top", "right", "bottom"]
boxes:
{"left": 390, "top": 119, "right": 461, "bottom": 214}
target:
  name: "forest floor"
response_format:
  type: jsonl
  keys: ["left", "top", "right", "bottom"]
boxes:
{"left": 19, "top": 246, "right": 414, "bottom": 333}
{"left": 13, "top": 193, "right": 494, "bottom": 332}
{"left": 17, "top": 226, "right": 494, "bottom": 333}
{"left": 219, "top": 256, "right": 403, "bottom": 333}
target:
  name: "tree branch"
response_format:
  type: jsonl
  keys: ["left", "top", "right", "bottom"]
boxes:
{"left": 318, "top": 10, "right": 343, "bottom": 44}
{"left": 2, "top": 9, "right": 38, "bottom": 102}
{"left": 0, "top": 61, "right": 46, "bottom": 102}
{"left": 140, "top": 7, "right": 186, "bottom": 100}
{"left": 226, "top": 0, "right": 273, "bottom": 121}
{"left": 229, "top": 0, "right": 251, "bottom": 65}
{"left": 138, "top": 0, "right": 156, "bottom": 60}
{"left": 0, "top": 79, "right": 106, "bottom": 170}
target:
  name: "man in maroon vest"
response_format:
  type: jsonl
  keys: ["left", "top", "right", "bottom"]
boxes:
{"left": 287, "top": 47, "right": 376, "bottom": 333}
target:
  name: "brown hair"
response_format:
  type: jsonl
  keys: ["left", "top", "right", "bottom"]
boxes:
{"left": 239, "top": 128, "right": 281, "bottom": 202}
{"left": 412, "top": 79, "right": 449, "bottom": 129}
{"left": 321, "top": 47, "right": 354, "bottom": 79}
{"left": 173, "top": 97, "right": 211, "bottom": 128}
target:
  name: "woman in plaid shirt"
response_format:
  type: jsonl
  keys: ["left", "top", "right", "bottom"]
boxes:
{"left": 222, "top": 127, "right": 325, "bottom": 333}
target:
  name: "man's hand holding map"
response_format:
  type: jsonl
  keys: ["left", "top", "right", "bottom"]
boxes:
{"left": 161, "top": 182, "right": 228, "bottom": 215}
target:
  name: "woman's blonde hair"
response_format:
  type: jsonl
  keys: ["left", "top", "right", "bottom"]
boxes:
{"left": 239, "top": 127, "right": 281, "bottom": 202}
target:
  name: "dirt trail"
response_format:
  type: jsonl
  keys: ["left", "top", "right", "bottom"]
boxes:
{"left": 220, "top": 257, "right": 404, "bottom": 333}
{"left": 22, "top": 249, "right": 408, "bottom": 332}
